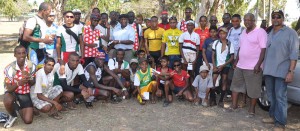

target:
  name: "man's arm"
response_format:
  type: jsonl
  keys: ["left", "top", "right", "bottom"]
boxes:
{"left": 254, "top": 48, "right": 266, "bottom": 73}
{"left": 161, "top": 43, "right": 166, "bottom": 57}
{"left": 59, "top": 78, "right": 81, "bottom": 93}
{"left": 179, "top": 43, "right": 186, "bottom": 63}
{"left": 23, "top": 29, "right": 53, "bottom": 44}
{"left": 87, "top": 66, "right": 119, "bottom": 91}
{"left": 56, "top": 37, "right": 64, "bottom": 65}
{"left": 79, "top": 35, "right": 85, "bottom": 57}
{"left": 104, "top": 65, "right": 125, "bottom": 89}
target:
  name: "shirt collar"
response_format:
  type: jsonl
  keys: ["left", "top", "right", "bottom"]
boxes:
{"left": 15, "top": 60, "right": 28, "bottom": 70}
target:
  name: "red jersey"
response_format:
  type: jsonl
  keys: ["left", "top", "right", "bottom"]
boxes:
{"left": 194, "top": 27, "right": 210, "bottom": 51}
{"left": 171, "top": 70, "right": 190, "bottom": 87}
{"left": 158, "top": 23, "right": 170, "bottom": 30}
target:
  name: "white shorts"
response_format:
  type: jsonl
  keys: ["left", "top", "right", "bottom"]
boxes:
{"left": 182, "top": 52, "right": 196, "bottom": 63}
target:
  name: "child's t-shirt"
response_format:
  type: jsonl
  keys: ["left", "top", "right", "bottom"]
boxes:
{"left": 212, "top": 40, "right": 234, "bottom": 67}
{"left": 192, "top": 75, "right": 213, "bottom": 98}
{"left": 156, "top": 67, "right": 173, "bottom": 84}
{"left": 171, "top": 70, "right": 190, "bottom": 87}
{"left": 202, "top": 38, "right": 217, "bottom": 63}
{"left": 134, "top": 67, "right": 154, "bottom": 88}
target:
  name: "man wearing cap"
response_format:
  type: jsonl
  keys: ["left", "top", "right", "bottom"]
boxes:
{"left": 229, "top": 13, "right": 267, "bottom": 117}
{"left": 262, "top": 10, "right": 299, "bottom": 130}
{"left": 45, "top": 11, "right": 59, "bottom": 61}
{"left": 158, "top": 11, "right": 170, "bottom": 30}
{"left": 177, "top": 7, "right": 198, "bottom": 32}
{"left": 84, "top": 52, "right": 126, "bottom": 102}
{"left": 128, "top": 58, "right": 139, "bottom": 95}
{"left": 109, "top": 14, "right": 135, "bottom": 62}
{"left": 72, "top": 9, "right": 84, "bottom": 31}
{"left": 128, "top": 11, "right": 142, "bottom": 51}
{"left": 82, "top": 13, "right": 101, "bottom": 67}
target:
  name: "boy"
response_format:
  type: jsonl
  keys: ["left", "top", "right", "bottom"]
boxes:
{"left": 192, "top": 65, "right": 213, "bottom": 107}
{"left": 211, "top": 27, "right": 234, "bottom": 107}
{"left": 129, "top": 58, "right": 139, "bottom": 96}
{"left": 134, "top": 58, "right": 157, "bottom": 105}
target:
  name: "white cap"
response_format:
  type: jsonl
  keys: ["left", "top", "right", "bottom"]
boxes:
{"left": 199, "top": 65, "right": 209, "bottom": 73}
{"left": 130, "top": 59, "right": 138, "bottom": 64}
{"left": 72, "top": 9, "right": 81, "bottom": 13}
{"left": 186, "top": 20, "right": 195, "bottom": 24}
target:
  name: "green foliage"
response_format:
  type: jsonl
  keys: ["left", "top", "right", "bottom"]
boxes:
{"left": 225, "top": 0, "right": 250, "bottom": 15}
{"left": 291, "top": 20, "right": 298, "bottom": 29}
{"left": 1, "top": 0, "right": 21, "bottom": 20}
{"left": 249, "top": 0, "right": 287, "bottom": 19}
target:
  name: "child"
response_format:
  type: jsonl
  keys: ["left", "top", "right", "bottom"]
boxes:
{"left": 155, "top": 56, "right": 173, "bottom": 107}
{"left": 211, "top": 27, "right": 234, "bottom": 108}
{"left": 134, "top": 58, "right": 157, "bottom": 105}
{"left": 192, "top": 65, "right": 213, "bottom": 107}
{"left": 137, "top": 49, "right": 155, "bottom": 68}
{"left": 129, "top": 58, "right": 139, "bottom": 96}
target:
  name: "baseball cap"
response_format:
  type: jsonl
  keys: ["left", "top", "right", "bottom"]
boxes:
{"left": 199, "top": 65, "right": 209, "bottom": 73}
{"left": 95, "top": 52, "right": 106, "bottom": 59}
{"left": 130, "top": 59, "right": 138, "bottom": 64}
{"left": 161, "top": 11, "right": 168, "bottom": 15}
{"left": 72, "top": 9, "right": 81, "bottom": 13}
{"left": 218, "top": 27, "right": 228, "bottom": 33}
{"left": 271, "top": 10, "right": 284, "bottom": 18}
{"left": 139, "top": 58, "right": 148, "bottom": 64}
{"left": 186, "top": 20, "right": 195, "bottom": 24}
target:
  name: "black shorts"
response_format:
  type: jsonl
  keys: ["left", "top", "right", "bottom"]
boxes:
{"left": 213, "top": 67, "right": 230, "bottom": 75}
{"left": 8, "top": 92, "right": 33, "bottom": 109}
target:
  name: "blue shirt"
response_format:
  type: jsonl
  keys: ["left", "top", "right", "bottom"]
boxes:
{"left": 45, "top": 23, "right": 58, "bottom": 50}
{"left": 202, "top": 38, "right": 217, "bottom": 63}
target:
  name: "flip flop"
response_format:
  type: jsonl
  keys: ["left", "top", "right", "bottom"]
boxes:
{"left": 48, "top": 113, "right": 63, "bottom": 120}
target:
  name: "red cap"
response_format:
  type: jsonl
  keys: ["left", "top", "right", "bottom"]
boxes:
{"left": 96, "top": 52, "right": 106, "bottom": 59}
{"left": 161, "top": 11, "right": 168, "bottom": 15}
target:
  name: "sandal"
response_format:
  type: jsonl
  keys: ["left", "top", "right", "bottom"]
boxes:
{"left": 246, "top": 112, "right": 255, "bottom": 118}
{"left": 85, "top": 102, "right": 93, "bottom": 109}
{"left": 67, "top": 102, "right": 77, "bottom": 110}
{"left": 48, "top": 113, "right": 63, "bottom": 120}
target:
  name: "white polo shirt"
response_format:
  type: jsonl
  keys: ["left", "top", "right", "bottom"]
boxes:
{"left": 108, "top": 58, "right": 129, "bottom": 70}
{"left": 112, "top": 25, "right": 135, "bottom": 50}
{"left": 179, "top": 31, "right": 200, "bottom": 53}
{"left": 212, "top": 40, "right": 234, "bottom": 67}
{"left": 56, "top": 63, "right": 84, "bottom": 86}
{"left": 56, "top": 24, "right": 82, "bottom": 52}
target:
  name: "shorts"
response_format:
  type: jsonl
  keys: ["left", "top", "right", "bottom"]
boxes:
{"left": 213, "top": 67, "right": 230, "bottom": 75}
{"left": 230, "top": 68, "right": 262, "bottom": 98}
{"left": 182, "top": 52, "right": 196, "bottom": 63}
{"left": 137, "top": 81, "right": 156, "bottom": 103}
{"left": 7, "top": 92, "right": 33, "bottom": 109}
{"left": 173, "top": 86, "right": 184, "bottom": 94}
{"left": 31, "top": 85, "right": 63, "bottom": 110}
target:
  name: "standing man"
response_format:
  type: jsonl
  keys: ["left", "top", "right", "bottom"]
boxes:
{"left": 221, "top": 13, "right": 233, "bottom": 31}
{"left": 209, "top": 15, "right": 218, "bottom": 27}
{"left": 262, "top": 10, "right": 299, "bottom": 131}
{"left": 227, "top": 14, "right": 245, "bottom": 59}
{"left": 110, "top": 14, "right": 135, "bottom": 62}
{"left": 177, "top": 7, "right": 198, "bottom": 32}
{"left": 144, "top": 16, "right": 165, "bottom": 65}
{"left": 229, "top": 13, "right": 267, "bottom": 118}
{"left": 72, "top": 9, "right": 84, "bottom": 31}
{"left": 158, "top": 11, "right": 170, "bottom": 30}
{"left": 96, "top": 13, "right": 110, "bottom": 54}
{"left": 108, "top": 11, "right": 121, "bottom": 58}
{"left": 23, "top": 2, "right": 53, "bottom": 67}
{"left": 45, "top": 11, "right": 59, "bottom": 61}
{"left": 128, "top": 11, "right": 143, "bottom": 51}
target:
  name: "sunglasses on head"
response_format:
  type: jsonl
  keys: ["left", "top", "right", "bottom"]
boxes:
{"left": 272, "top": 15, "right": 282, "bottom": 19}
{"left": 66, "top": 16, "right": 74, "bottom": 18}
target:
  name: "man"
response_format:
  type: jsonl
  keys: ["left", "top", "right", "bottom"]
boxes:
{"left": 55, "top": 53, "right": 94, "bottom": 109}
{"left": 110, "top": 14, "right": 135, "bottom": 62}
{"left": 84, "top": 52, "right": 126, "bottom": 102}
{"left": 128, "top": 11, "right": 143, "bottom": 51}
{"left": 177, "top": 7, "right": 198, "bottom": 32}
{"left": 45, "top": 11, "right": 59, "bottom": 61}
{"left": 56, "top": 11, "right": 84, "bottom": 64}
{"left": 209, "top": 15, "right": 218, "bottom": 27}
{"left": 227, "top": 14, "right": 245, "bottom": 59}
{"left": 30, "top": 57, "right": 63, "bottom": 120}
{"left": 229, "top": 13, "right": 267, "bottom": 117}
{"left": 96, "top": 13, "right": 110, "bottom": 53}
{"left": 260, "top": 19, "right": 268, "bottom": 31}
{"left": 108, "top": 11, "right": 121, "bottom": 58}
{"left": 3, "top": 46, "right": 36, "bottom": 128}
{"left": 144, "top": 16, "right": 165, "bottom": 65}
{"left": 136, "top": 14, "right": 144, "bottom": 25}
{"left": 158, "top": 11, "right": 170, "bottom": 30}
{"left": 161, "top": 16, "right": 182, "bottom": 67}
{"left": 72, "top": 9, "right": 84, "bottom": 31}
{"left": 221, "top": 13, "right": 233, "bottom": 31}
{"left": 262, "top": 10, "right": 299, "bottom": 131}
{"left": 23, "top": 2, "right": 53, "bottom": 67}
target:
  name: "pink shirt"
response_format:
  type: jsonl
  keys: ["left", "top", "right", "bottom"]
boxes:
{"left": 237, "top": 27, "right": 267, "bottom": 70}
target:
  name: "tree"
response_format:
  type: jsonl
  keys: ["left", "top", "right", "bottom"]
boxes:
{"left": 46, "top": 0, "right": 67, "bottom": 25}
{"left": 1, "top": 0, "right": 21, "bottom": 21}
{"left": 225, "top": 0, "right": 250, "bottom": 16}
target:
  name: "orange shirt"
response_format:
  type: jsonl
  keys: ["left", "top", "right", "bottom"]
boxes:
{"left": 194, "top": 27, "right": 210, "bottom": 51}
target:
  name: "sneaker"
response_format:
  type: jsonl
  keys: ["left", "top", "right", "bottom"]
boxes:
{"left": 273, "top": 124, "right": 285, "bottom": 131}
{"left": 202, "top": 99, "right": 208, "bottom": 107}
{"left": 163, "top": 100, "right": 170, "bottom": 107}
{"left": 262, "top": 117, "right": 275, "bottom": 124}
{"left": 4, "top": 115, "right": 17, "bottom": 128}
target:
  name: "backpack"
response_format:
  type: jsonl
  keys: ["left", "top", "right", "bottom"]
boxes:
{"left": 19, "top": 17, "right": 39, "bottom": 49}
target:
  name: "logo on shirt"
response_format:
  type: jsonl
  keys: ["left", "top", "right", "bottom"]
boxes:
{"left": 168, "top": 36, "right": 179, "bottom": 46}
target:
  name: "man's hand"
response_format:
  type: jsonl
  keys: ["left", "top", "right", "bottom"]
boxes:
{"left": 218, "top": 65, "right": 224, "bottom": 72}
{"left": 254, "top": 64, "right": 261, "bottom": 74}
{"left": 285, "top": 72, "right": 294, "bottom": 83}
{"left": 59, "top": 65, "right": 65, "bottom": 75}
{"left": 176, "top": 90, "right": 183, "bottom": 97}
{"left": 206, "top": 63, "right": 211, "bottom": 70}
{"left": 42, "top": 38, "right": 54, "bottom": 44}
{"left": 113, "top": 88, "right": 122, "bottom": 95}
{"left": 18, "top": 77, "right": 29, "bottom": 86}
{"left": 88, "top": 88, "right": 93, "bottom": 96}
{"left": 53, "top": 101, "right": 62, "bottom": 111}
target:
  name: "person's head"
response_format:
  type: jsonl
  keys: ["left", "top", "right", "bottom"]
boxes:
{"left": 44, "top": 57, "right": 55, "bottom": 74}
{"left": 109, "top": 11, "right": 118, "bottom": 22}
{"left": 150, "top": 16, "right": 158, "bottom": 28}
{"left": 14, "top": 45, "right": 27, "bottom": 63}
{"left": 92, "top": 8, "right": 100, "bottom": 14}
{"left": 100, "top": 13, "right": 108, "bottom": 25}
{"left": 127, "top": 11, "right": 135, "bottom": 24}
{"left": 38, "top": 2, "right": 52, "bottom": 18}
{"left": 72, "top": 9, "right": 81, "bottom": 22}
{"left": 68, "top": 52, "right": 80, "bottom": 70}
{"left": 116, "top": 12, "right": 120, "bottom": 21}
{"left": 231, "top": 14, "right": 241, "bottom": 29}
{"left": 119, "top": 14, "right": 129, "bottom": 27}
{"left": 169, "top": 16, "right": 177, "bottom": 29}
{"left": 145, "top": 18, "right": 151, "bottom": 28}
{"left": 209, "top": 25, "right": 218, "bottom": 38}
{"left": 94, "top": 52, "right": 106, "bottom": 68}
{"left": 271, "top": 10, "right": 284, "bottom": 27}
{"left": 161, "top": 11, "right": 168, "bottom": 23}
{"left": 63, "top": 11, "right": 75, "bottom": 25}
{"left": 136, "top": 14, "right": 143, "bottom": 25}
{"left": 160, "top": 56, "right": 169, "bottom": 68}
{"left": 139, "top": 58, "right": 148, "bottom": 71}
{"left": 186, "top": 20, "right": 195, "bottom": 33}
{"left": 90, "top": 13, "right": 101, "bottom": 27}
{"left": 199, "top": 15, "right": 208, "bottom": 28}
{"left": 244, "top": 13, "right": 256, "bottom": 29}
{"left": 116, "top": 49, "right": 125, "bottom": 62}
{"left": 47, "top": 11, "right": 55, "bottom": 23}
{"left": 210, "top": 15, "right": 218, "bottom": 26}
{"left": 130, "top": 58, "right": 139, "bottom": 70}
{"left": 199, "top": 65, "right": 209, "bottom": 79}
{"left": 218, "top": 27, "right": 228, "bottom": 40}
{"left": 261, "top": 19, "right": 267, "bottom": 28}
{"left": 137, "top": 50, "right": 146, "bottom": 59}
{"left": 222, "top": 13, "right": 231, "bottom": 24}
{"left": 173, "top": 60, "right": 182, "bottom": 72}
{"left": 185, "top": 7, "right": 192, "bottom": 18}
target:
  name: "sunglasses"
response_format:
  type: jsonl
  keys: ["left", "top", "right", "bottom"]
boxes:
{"left": 272, "top": 15, "right": 282, "bottom": 19}
{"left": 174, "top": 64, "right": 181, "bottom": 67}
{"left": 65, "top": 16, "right": 74, "bottom": 18}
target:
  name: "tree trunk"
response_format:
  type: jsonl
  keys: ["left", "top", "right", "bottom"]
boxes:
{"left": 157, "top": 0, "right": 166, "bottom": 17}
{"left": 84, "top": 0, "right": 99, "bottom": 23}
{"left": 196, "top": 0, "right": 210, "bottom": 22}
{"left": 51, "top": 0, "right": 66, "bottom": 26}
{"left": 208, "top": 0, "right": 220, "bottom": 16}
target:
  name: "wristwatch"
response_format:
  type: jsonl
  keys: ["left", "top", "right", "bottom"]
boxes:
{"left": 288, "top": 70, "right": 295, "bottom": 73}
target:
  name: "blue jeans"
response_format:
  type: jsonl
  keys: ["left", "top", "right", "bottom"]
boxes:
{"left": 264, "top": 75, "right": 287, "bottom": 126}
{"left": 168, "top": 55, "right": 181, "bottom": 68}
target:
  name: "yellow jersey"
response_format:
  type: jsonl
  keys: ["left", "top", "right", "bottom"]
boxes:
{"left": 144, "top": 27, "right": 165, "bottom": 51}
{"left": 162, "top": 28, "right": 183, "bottom": 55}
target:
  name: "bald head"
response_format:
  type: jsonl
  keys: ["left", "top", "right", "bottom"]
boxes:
{"left": 39, "top": 2, "right": 51, "bottom": 12}
{"left": 244, "top": 13, "right": 256, "bottom": 29}
{"left": 244, "top": 13, "right": 255, "bottom": 21}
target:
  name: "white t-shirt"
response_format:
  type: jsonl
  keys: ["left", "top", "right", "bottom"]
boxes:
{"left": 227, "top": 26, "right": 244, "bottom": 58}
{"left": 108, "top": 58, "right": 130, "bottom": 70}
{"left": 32, "top": 66, "right": 59, "bottom": 96}
{"left": 96, "top": 25, "right": 108, "bottom": 47}
{"left": 179, "top": 31, "right": 200, "bottom": 53}
{"left": 25, "top": 15, "right": 48, "bottom": 49}
{"left": 56, "top": 25, "right": 82, "bottom": 52}
{"left": 212, "top": 40, "right": 234, "bottom": 67}
{"left": 57, "top": 63, "right": 84, "bottom": 86}
{"left": 192, "top": 75, "right": 213, "bottom": 98}
{"left": 112, "top": 25, "right": 135, "bottom": 50}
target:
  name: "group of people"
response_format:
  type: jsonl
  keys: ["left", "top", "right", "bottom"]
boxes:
{"left": 3, "top": 2, "right": 299, "bottom": 131}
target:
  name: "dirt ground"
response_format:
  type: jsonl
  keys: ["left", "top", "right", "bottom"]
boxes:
{"left": 0, "top": 22, "right": 299, "bottom": 131}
